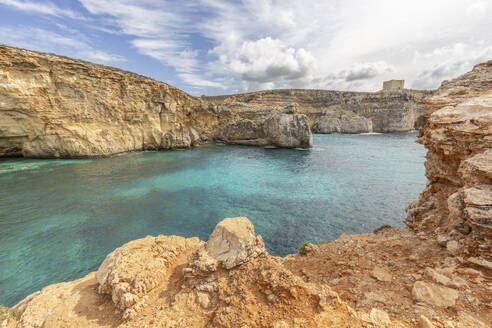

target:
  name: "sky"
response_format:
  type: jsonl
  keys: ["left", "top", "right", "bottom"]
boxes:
{"left": 0, "top": 0, "right": 491, "bottom": 96}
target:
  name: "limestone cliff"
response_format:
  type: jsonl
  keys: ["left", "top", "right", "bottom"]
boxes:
{"left": 203, "top": 88, "right": 434, "bottom": 134}
{"left": 314, "top": 109, "right": 373, "bottom": 134}
{"left": 405, "top": 60, "right": 492, "bottom": 263}
{"left": 0, "top": 45, "right": 311, "bottom": 158}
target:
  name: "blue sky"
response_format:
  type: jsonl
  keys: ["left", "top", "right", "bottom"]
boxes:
{"left": 0, "top": 0, "right": 491, "bottom": 96}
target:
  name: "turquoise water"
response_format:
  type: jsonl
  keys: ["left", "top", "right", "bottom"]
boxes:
{"left": 0, "top": 133, "right": 426, "bottom": 306}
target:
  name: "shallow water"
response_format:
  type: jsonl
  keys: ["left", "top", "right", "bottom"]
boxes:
{"left": 0, "top": 133, "right": 426, "bottom": 306}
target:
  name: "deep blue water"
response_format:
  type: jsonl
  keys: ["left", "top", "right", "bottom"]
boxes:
{"left": 0, "top": 133, "right": 426, "bottom": 306}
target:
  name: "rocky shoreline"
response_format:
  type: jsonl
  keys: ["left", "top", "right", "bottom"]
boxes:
{"left": 0, "top": 45, "right": 311, "bottom": 158}
{"left": 202, "top": 88, "right": 434, "bottom": 134}
{"left": 1, "top": 44, "right": 432, "bottom": 159}
{"left": 1, "top": 53, "right": 491, "bottom": 327}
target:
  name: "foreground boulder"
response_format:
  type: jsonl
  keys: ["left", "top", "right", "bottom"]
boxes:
{"left": 187, "top": 217, "right": 266, "bottom": 272}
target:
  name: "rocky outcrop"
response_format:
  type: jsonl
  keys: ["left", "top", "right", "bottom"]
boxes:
{"left": 405, "top": 60, "right": 492, "bottom": 260}
{"left": 314, "top": 109, "right": 373, "bottom": 134}
{"left": 5, "top": 217, "right": 491, "bottom": 327}
{"left": 4, "top": 218, "right": 378, "bottom": 328}
{"left": 203, "top": 88, "right": 433, "bottom": 134}
{"left": 217, "top": 103, "right": 312, "bottom": 148}
{"left": 188, "top": 217, "right": 266, "bottom": 271}
{"left": 0, "top": 45, "right": 312, "bottom": 158}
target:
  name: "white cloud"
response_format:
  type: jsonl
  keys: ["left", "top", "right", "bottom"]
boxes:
{"left": 5, "top": 0, "right": 492, "bottom": 93}
{"left": 412, "top": 43, "right": 492, "bottom": 89}
{"left": 0, "top": 27, "right": 125, "bottom": 64}
{"left": 343, "top": 61, "right": 395, "bottom": 82}
{"left": 79, "top": 0, "right": 224, "bottom": 88}
{"left": 130, "top": 39, "right": 199, "bottom": 74}
{"left": 80, "top": 0, "right": 188, "bottom": 37}
{"left": 0, "top": 0, "right": 84, "bottom": 19}
{"left": 177, "top": 73, "right": 226, "bottom": 89}
{"left": 212, "top": 37, "right": 316, "bottom": 83}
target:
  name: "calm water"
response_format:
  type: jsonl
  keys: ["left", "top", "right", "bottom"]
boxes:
{"left": 0, "top": 133, "right": 426, "bottom": 306}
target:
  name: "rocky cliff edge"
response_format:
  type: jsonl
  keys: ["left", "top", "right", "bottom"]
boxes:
{"left": 405, "top": 60, "right": 492, "bottom": 263}
{"left": 3, "top": 216, "right": 491, "bottom": 327}
{"left": 0, "top": 45, "right": 311, "bottom": 158}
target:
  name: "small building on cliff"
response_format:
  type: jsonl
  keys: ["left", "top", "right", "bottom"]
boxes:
{"left": 382, "top": 80, "right": 404, "bottom": 91}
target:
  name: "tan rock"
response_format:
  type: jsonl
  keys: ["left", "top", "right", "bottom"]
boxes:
{"left": 96, "top": 235, "right": 202, "bottom": 317}
{"left": 412, "top": 281, "right": 459, "bottom": 307}
{"left": 370, "top": 266, "right": 392, "bottom": 282}
{"left": 457, "top": 311, "right": 488, "bottom": 328}
{"left": 467, "top": 257, "right": 492, "bottom": 270}
{"left": 437, "top": 234, "right": 450, "bottom": 247}
{"left": 369, "top": 308, "right": 391, "bottom": 326}
{"left": 456, "top": 267, "right": 482, "bottom": 277}
{"left": 196, "top": 292, "right": 210, "bottom": 309}
{"left": 425, "top": 268, "right": 467, "bottom": 289}
{"left": 272, "top": 321, "right": 289, "bottom": 328}
{"left": 446, "top": 240, "right": 460, "bottom": 256}
{"left": 419, "top": 315, "right": 435, "bottom": 328}
{"left": 203, "top": 217, "right": 266, "bottom": 270}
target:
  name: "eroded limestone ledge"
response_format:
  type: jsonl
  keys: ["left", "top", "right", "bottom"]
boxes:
{"left": 405, "top": 60, "right": 492, "bottom": 260}
{"left": 202, "top": 87, "right": 434, "bottom": 134}
{"left": 0, "top": 45, "right": 312, "bottom": 158}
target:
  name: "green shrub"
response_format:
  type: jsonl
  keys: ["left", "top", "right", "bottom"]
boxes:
{"left": 298, "top": 241, "right": 309, "bottom": 255}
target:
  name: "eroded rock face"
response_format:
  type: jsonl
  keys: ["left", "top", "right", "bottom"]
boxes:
{"left": 203, "top": 88, "right": 433, "bottom": 133}
{"left": 187, "top": 217, "right": 266, "bottom": 272}
{"left": 217, "top": 103, "right": 312, "bottom": 148}
{"left": 95, "top": 235, "right": 203, "bottom": 318}
{"left": 405, "top": 60, "right": 492, "bottom": 258}
{"left": 0, "top": 45, "right": 312, "bottom": 157}
{"left": 314, "top": 109, "right": 373, "bottom": 134}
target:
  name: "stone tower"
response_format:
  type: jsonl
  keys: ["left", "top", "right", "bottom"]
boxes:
{"left": 382, "top": 80, "right": 404, "bottom": 91}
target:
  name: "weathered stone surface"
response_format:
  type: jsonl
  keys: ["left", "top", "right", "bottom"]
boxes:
{"left": 419, "top": 315, "right": 435, "bottom": 328}
{"left": 425, "top": 268, "right": 467, "bottom": 289}
{"left": 8, "top": 216, "right": 492, "bottom": 327}
{"left": 203, "top": 87, "right": 434, "bottom": 133}
{"left": 411, "top": 281, "right": 459, "bottom": 307}
{"left": 405, "top": 60, "right": 492, "bottom": 257}
{"left": 370, "top": 266, "right": 392, "bottom": 282}
{"left": 189, "top": 217, "right": 266, "bottom": 271}
{"left": 217, "top": 104, "right": 312, "bottom": 148}
{"left": 8, "top": 217, "right": 372, "bottom": 328}
{"left": 96, "top": 235, "right": 202, "bottom": 318}
{"left": 0, "top": 45, "right": 313, "bottom": 158}
{"left": 314, "top": 109, "right": 373, "bottom": 133}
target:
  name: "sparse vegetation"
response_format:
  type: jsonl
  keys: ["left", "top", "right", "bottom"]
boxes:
{"left": 238, "top": 111, "right": 257, "bottom": 120}
{"left": 373, "top": 224, "right": 392, "bottom": 234}
{"left": 298, "top": 241, "right": 310, "bottom": 255}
